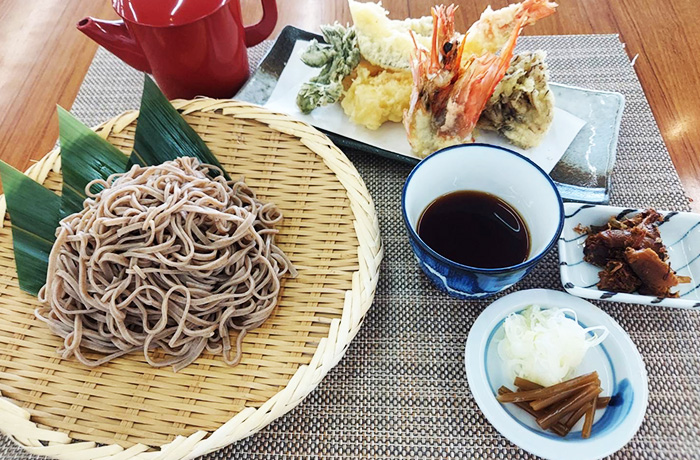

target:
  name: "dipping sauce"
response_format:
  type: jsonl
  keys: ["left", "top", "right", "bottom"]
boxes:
{"left": 417, "top": 191, "right": 530, "bottom": 269}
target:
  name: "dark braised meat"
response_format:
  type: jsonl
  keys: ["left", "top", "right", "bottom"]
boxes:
{"left": 581, "top": 209, "right": 688, "bottom": 297}
{"left": 583, "top": 226, "right": 666, "bottom": 266}
{"left": 625, "top": 248, "right": 681, "bottom": 297}
{"left": 597, "top": 260, "right": 642, "bottom": 293}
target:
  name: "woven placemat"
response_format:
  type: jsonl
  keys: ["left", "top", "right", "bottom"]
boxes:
{"left": 3, "top": 35, "right": 699, "bottom": 459}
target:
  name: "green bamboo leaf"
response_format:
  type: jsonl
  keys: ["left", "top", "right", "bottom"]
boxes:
{"left": 130, "top": 76, "right": 230, "bottom": 179}
{"left": 0, "top": 161, "right": 60, "bottom": 295}
{"left": 57, "top": 107, "right": 129, "bottom": 217}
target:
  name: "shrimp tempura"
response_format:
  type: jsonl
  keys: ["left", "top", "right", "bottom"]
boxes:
{"left": 403, "top": 0, "right": 557, "bottom": 158}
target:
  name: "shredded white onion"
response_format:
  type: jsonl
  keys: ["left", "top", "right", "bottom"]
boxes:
{"left": 497, "top": 305, "right": 609, "bottom": 387}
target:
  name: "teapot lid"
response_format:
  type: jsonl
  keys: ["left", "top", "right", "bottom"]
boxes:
{"left": 113, "top": 0, "right": 229, "bottom": 27}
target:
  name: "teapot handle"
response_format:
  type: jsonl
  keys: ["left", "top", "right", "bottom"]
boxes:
{"left": 244, "top": 0, "right": 278, "bottom": 47}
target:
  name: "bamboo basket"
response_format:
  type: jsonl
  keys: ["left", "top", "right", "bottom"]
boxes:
{"left": 0, "top": 100, "right": 382, "bottom": 459}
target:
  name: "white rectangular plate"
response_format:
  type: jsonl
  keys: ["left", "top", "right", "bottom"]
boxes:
{"left": 235, "top": 26, "right": 626, "bottom": 203}
{"left": 264, "top": 40, "right": 586, "bottom": 174}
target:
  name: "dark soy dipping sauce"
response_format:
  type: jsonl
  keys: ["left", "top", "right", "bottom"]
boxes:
{"left": 417, "top": 191, "right": 530, "bottom": 269}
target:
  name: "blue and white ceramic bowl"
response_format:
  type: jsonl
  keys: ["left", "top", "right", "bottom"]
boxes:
{"left": 465, "top": 289, "right": 648, "bottom": 460}
{"left": 402, "top": 144, "right": 564, "bottom": 299}
{"left": 559, "top": 203, "right": 700, "bottom": 309}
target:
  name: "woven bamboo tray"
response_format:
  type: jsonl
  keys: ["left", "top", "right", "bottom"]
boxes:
{"left": 0, "top": 100, "right": 382, "bottom": 459}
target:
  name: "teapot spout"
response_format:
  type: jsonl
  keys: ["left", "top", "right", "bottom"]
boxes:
{"left": 77, "top": 17, "right": 151, "bottom": 73}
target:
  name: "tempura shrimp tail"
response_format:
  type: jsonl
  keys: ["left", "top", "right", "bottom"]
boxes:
{"left": 462, "top": 0, "right": 558, "bottom": 58}
{"left": 404, "top": 0, "right": 558, "bottom": 158}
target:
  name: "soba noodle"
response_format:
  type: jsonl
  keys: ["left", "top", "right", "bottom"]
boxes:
{"left": 36, "top": 157, "right": 295, "bottom": 371}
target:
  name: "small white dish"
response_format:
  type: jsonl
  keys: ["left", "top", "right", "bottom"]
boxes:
{"left": 559, "top": 203, "right": 700, "bottom": 309}
{"left": 465, "top": 289, "right": 648, "bottom": 460}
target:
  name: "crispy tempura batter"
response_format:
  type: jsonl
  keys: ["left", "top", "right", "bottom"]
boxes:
{"left": 404, "top": 0, "right": 557, "bottom": 157}
{"left": 478, "top": 51, "right": 554, "bottom": 149}
{"left": 341, "top": 62, "right": 413, "bottom": 130}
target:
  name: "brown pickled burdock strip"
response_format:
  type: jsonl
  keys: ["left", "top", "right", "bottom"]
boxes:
{"left": 497, "top": 372, "right": 599, "bottom": 403}
{"left": 515, "top": 378, "right": 610, "bottom": 410}
{"left": 549, "top": 421, "right": 569, "bottom": 437}
{"left": 530, "top": 379, "right": 600, "bottom": 411}
{"left": 582, "top": 395, "right": 598, "bottom": 439}
{"left": 498, "top": 386, "right": 569, "bottom": 436}
{"left": 562, "top": 399, "right": 593, "bottom": 430}
{"left": 514, "top": 377, "right": 543, "bottom": 391}
{"left": 498, "top": 386, "right": 542, "bottom": 418}
{"left": 498, "top": 374, "right": 609, "bottom": 438}
{"left": 537, "top": 383, "right": 602, "bottom": 430}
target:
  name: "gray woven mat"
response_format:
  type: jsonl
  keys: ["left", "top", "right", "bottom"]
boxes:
{"left": 3, "top": 35, "right": 699, "bottom": 460}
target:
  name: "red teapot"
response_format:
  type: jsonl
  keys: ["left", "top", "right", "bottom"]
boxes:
{"left": 78, "top": 0, "right": 277, "bottom": 99}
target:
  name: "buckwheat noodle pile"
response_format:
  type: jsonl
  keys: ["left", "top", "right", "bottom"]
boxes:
{"left": 36, "top": 157, "right": 295, "bottom": 371}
